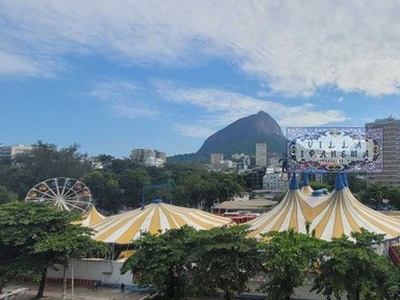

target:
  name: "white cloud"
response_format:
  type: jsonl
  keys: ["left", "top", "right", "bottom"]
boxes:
{"left": 279, "top": 110, "right": 347, "bottom": 127}
{"left": 153, "top": 80, "right": 348, "bottom": 134}
{"left": 173, "top": 124, "right": 215, "bottom": 138}
{"left": 0, "top": 51, "right": 40, "bottom": 76}
{"left": 90, "top": 79, "right": 158, "bottom": 118}
{"left": 2, "top": 1, "right": 400, "bottom": 95}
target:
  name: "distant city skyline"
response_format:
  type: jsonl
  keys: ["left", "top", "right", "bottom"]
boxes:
{"left": 1, "top": 2, "right": 400, "bottom": 158}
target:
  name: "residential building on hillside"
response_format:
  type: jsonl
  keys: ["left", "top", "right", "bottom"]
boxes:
{"left": 210, "top": 153, "right": 224, "bottom": 165}
{"left": 0, "top": 144, "right": 33, "bottom": 158}
{"left": 263, "top": 172, "right": 289, "bottom": 192}
{"left": 251, "top": 167, "right": 267, "bottom": 190}
{"left": 143, "top": 156, "right": 165, "bottom": 167}
{"left": 366, "top": 117, "right": 400, "bottom": 187}
{"left": 130, "top": 148, "right": 167, "bottom": 167}
{"left": 255, "top": 143, "right": 267, "bottom": 167}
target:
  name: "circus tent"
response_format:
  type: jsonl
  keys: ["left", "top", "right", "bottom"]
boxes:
{"left": 247, "top": 174, "right": 314, "bottom": 238}
{"left": 90, "top": 199, "right": 234, "bottom": 244}
{"left": 79, "top": 204, "right": 105, "bottom": 226}
{"left": 308, "top": 173, "right": 400, "bottom": 241}
{"left": 248, "top": 173, "right": 400, "bottom": 241}
{"left": 300, "top": 173, "right": 314, "bottom": 196}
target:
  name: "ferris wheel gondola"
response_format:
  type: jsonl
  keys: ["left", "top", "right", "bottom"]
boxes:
{"left": 25, "top": 177, "right": 92, "bottom": 213}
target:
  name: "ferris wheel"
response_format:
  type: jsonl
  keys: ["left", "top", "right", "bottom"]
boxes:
{"left": 25, "top": 177, "right": 93, "bottom": 213}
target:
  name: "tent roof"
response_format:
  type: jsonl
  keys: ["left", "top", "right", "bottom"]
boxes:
{"left": 309, "top": 187, "right": 400, "bottom": 241}
{"left": 213, "top": 199, "right": 277, "bottom": 210}
{"left": 90, "top": 201, "right": 233, "bottom": 244}
{"left": 300, "top": 185, "right": 314, "bottom": 196}
{"left": 300, "top": 173, "right": 314, "bottom": 196}
{"left": 247, "top": 173, "right": 400, "bottom": 241}
{"left": 247, "top": 188, "right": 313, "bottom": 237}
{"left": 75, "top": 204, "right": 105, "bottom": 226}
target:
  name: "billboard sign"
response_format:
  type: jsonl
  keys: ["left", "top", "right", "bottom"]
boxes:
{"left": 286, "top": 127, "right": 382, "bottom": 173}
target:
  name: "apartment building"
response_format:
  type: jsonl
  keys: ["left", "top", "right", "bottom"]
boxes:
{"left": 365, "top": 117, "right": 400, "bottom": 187}
{"left": 255, "top": 143, "right": 267, "bottom": 167}
{"left": 0, "top": 144, "right": 33, "bottom": 158}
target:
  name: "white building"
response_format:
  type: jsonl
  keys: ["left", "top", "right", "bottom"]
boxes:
{"left": 366, "top": 117, "right": 400, "bottom": 187}
{"left": 143, "top": 156, "right": 165, "bottom": 167}
{"left": 0, "top": 144, "right": 33, "bottom": 158}
{"left": 263, "top": 172, "right": 289, "bottom": 192}
{"left": 210, "top": 153, "right": 224, "bottom": 165}
{"left": 255, "top": 143, "right": 267, "bottom": 167}
{"left": 130, "top": 148, "right": 167, "bottom": 166}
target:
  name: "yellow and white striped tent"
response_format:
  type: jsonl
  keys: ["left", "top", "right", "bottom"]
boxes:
{"left": 90, "top": 199, "right": 234, "bottom": 244}
{"left": 248, "top": 174, "right": 314, "bottom": 238}
{"left": 248, "top": 173, "right": 400, "bottom": 241}
{"left": 308, "top": 174, "right": 400, "bottom": 241}
{"left": 80, "top": 204, "right": 105, "bottom": 226}
{"left": 300, "top": 173, "right": 314, "bottom": 196}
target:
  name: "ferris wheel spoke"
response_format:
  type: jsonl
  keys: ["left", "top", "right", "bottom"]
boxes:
{"left": 63, "top": 191, "right": 80, "bottom": 201}
{"left": 59, "top": 179, "right": 69, "bottom": 197}
{"left": 63, "top": 182, "right": 77, "bottom": 198}
{"left": 62, "top": 190, "right": 78, "bottom": 198}
{"left": 42, "top": 181, "right": 59, "bottom": 198}
{"left": 25, "top": 177, "right": 92, "bottom": 213}
{"left": 65, "top": 201, "right": 88, "bottom": 211}
{"left": 37, "top": 190, "right": 58, "bottom": 200}
{"left": 59, "top": 199, "right": 72, "bottom": 211}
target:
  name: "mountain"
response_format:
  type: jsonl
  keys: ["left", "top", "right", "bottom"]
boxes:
{"left": 196, "top": 111, "right": 286, "bottom": 157}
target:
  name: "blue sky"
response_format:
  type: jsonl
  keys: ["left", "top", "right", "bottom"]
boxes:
{"left": 1, "top": 1, "right": 399, "bottom": 158}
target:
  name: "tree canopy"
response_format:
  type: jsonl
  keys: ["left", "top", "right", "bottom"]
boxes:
{"left": 312, "top": 229, "right": 400, "bottom": 300}
{"left": 0, "top": 201, "right": 110, "bottom": 298}
{"left": 258, "top": 228, "right": 324, "bottom": 300}
{"left": 122, "top": 225, "right": 261, "bottom": 300}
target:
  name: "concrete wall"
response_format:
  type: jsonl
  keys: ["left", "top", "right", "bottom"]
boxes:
{"left": 47, "top": 259, "right": 133, "bottom": 288}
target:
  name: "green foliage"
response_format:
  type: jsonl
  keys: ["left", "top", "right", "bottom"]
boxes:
{"left": 14, "top": 141, "right": 92, "bottom": 180}
{"left": 272, "top": 192, "right": 286, "bottom": 202}
{"left": 259, "top": 228, "right": 324, "bottom": 300}
{"left": 119, "top": 167, "right": 152, "bottom": 207}
{"left": 10, "top": 141, "right": 92, "bottom": 199}
{"left": 0, "top": 201, "right": 110, "bottom": 295}
{"left": 311, "top": 229, "right": 400, "bottom": 300}
{"left": 0, "top": 185, "right": 18, "bottom": 204}
{"left": 356, "top": 181, "right": 400, "bottom": 209}
{"left": 122, "top": 225, "right": 260, "bottom": 300}
{"left": 82, "top": 170, "right": 121, "bottom": 212}
{"left": 346, "top": 174, "right": 368, "bottom": 194}
{"left": 121, "top": 226, "right": 197, "bottom": 300}
{"left": 166, "top": 153, "right": 210, "bottom": 164}
{"left": 0, "top": 143, "right": 248, "bottom": 213}
{"left": 190, "top": 225, "right": 261, "bottom": 300}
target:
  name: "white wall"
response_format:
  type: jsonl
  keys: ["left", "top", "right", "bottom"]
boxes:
{"left": 47, "top": 259, "right": 133, "bottom": 286}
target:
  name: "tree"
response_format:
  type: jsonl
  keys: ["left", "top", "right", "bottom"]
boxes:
{"left": 92, "top": 154, "right": 116, "bottom": 170}
{"left": 0, "top": 201, "right": 109, "bottom": 298}
{"left": 0, "top": 185, "right": 18, "bottom": 204}
{"left": 34, "top": 222, "right": 110, "bottom": 300}
{"left": 258, "top": 228, "right": 323, "bottom": 300}
{"left": 82, "top": 170, "right": 120, "bottom": 213}
{"left": 121, "top": 226, "right": 197, "bottom": 300}
{"left": 311, "top": 229, "right": 400, "bottom": 300}
{"left": 118, "top": 168, "right": 151, "bottom": 208}
{"left": 12, "top": 141, "right": 92, "bottom": 197}
{"left": 189, "top": 225, "right": 261, "bottom": 300}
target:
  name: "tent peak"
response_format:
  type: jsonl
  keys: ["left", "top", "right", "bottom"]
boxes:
{"left": 334, "top": 173, "right": 345, "bottom": 191}
{"left": 289, "top": 173, "right": 299, "bottom": 190}
{"left": 341, "top": 172, "right": 349, "bottom": 187}
{"left": 301, "top": 173, "right": 310, "bottom": 186}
